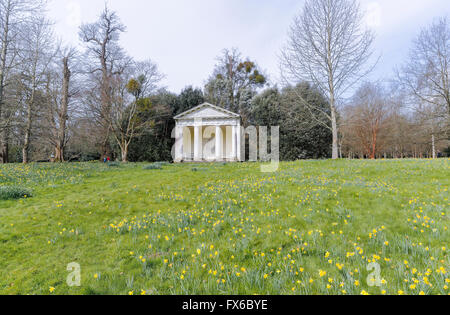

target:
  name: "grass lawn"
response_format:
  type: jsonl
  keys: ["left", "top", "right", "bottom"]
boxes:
{"left": 0, "top": 160, "right": 448, "bottom": 295}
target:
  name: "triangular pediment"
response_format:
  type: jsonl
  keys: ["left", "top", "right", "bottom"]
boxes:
{"left": 174, "top": 103, "right": 240, "bottom": 120}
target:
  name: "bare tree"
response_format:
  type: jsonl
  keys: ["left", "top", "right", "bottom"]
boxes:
{"left": 109, "top": 74, "right": 139, "bottom": 162}
{"left": 397, "top": 17, "right": 450, "bottom": 158}
{"left": 55, "top": 52, "right": 71, "bottom": 161}
{"left": 20, "top": 16, "right": 55, "bottom": 163}
{"left": 205, "top": 48, "right": 266, "bottom": 124}
{"left": 281, "top": 0, "right": 376, "bottom": 159}
{"left": 413, "top": 103, "right": 448, "bottom": 158}
{"left": 79, "top": 5, "right": 129, "bottom": 160}
{"left": 0, "top": 0, "right": 46, "bottom": 163}
{"left": 109, "top": 60, "right": 163, "bottom": 162}
{"left": 133, "top": 60, "right": 165, "bottom": 98}
{"left": 343, "top": 82, "right": 390, "bottom": 159}
{"left": 398, "top": 17, "right": 450, "bottom": 116}
{"left": 42, "top": 47, "right": 78, "bottom": 162}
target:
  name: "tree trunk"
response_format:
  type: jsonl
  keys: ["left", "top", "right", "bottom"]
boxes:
{"left": 432, "top": 134, "right": 436, "bottom": 159}
{"left": 370, "top": 135, "right": 376, "bottom": 159}
{"left": 0, "top": 4, "right": 10, "bottom": 164}
{"left": 0, "top": 129, "right": 8, "bottom": 163}
{"left": 23, "top": 83, "right": 36, "bottom": 164}
{"left": 99, "top": 40, "right": 113, "bottom": 161}
{"left": 330, "top": 102, "right": 339, "bottom": 160}
{"left": 23, "top": 102, "right": 32, "bottom": 164}
{"left": 121, "top": 144, "right": 128, "bottom": 163}
{"left": 55, "top": 57, "right": 70, "bottom": 162}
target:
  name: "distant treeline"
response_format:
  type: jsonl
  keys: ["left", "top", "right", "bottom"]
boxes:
{"left": 0, "top": 0, "right": 448, "bottom": 164}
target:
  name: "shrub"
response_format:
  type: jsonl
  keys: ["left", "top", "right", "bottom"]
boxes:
{"left": 0, "top": 186, "right": 33, "bottom": 200}
{"left": 107, "top": 162, "right": 121, "bottom": 168}
{"left": 143, "top": 164, "right": 163, "bottom": 170}
{"left": 154, "top": 161, "right": 170, "bottom": 166}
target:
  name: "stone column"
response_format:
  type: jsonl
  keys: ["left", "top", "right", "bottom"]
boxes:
{"left": 232, "top": 125, "right": 237, "bottom": 161}
{"left": 215, "top": 126, "right": 223, "bottom": 161}
{"left": 174, "top": 125, "right": 183, "bottom": 162}
{"left": 237, "top": 123, "right": 242, "bottom": 161}
{"left": 194, "top": 125, "right": 202, "bottom": 161}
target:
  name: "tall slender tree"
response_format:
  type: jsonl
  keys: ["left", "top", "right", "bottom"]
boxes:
{"left": 44, "top": 47, "right": 78, "bottom": 162}
{"left": 0, "top": 0, "right": 46, "bottom": 163}
{"left": 79, "top": 5, "right": 129, "bottom": 160}
{"left": 20, "top": 16, "right": 54, "bottom": 163}
{"left": 397, "top": 17, "right": 450, "bottom": 158}
{"left": 281, "top": 0, "right": 376, "bottom": 159}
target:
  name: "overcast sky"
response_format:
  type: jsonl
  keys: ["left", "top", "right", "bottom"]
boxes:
{"left": 48, "top": 0, "right": 450, "bottom": 93}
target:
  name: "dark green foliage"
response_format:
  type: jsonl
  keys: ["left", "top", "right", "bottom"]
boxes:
{"left": 7, "top": 145, "right": 23, "bottom": 163}
{"left": 250, "top": 83, "right": 332, "bottom": 160}
{"left": 443, "top": 146, "right": 450, "bottom": 157}
{"left": 250, "top": 88, "right": 284, "bottom": 127}
{"left": 0, "top": 186, "right": 32, "bottom": 200}
{"left": 174, "top": 86, "right": 204, "bottom": 115}
{"left": 128, "top": 87, "right": 206, "bottom": 163}
{"left": 129, "top": 83, "right": 331, "bottom": 162}
{"left": 128, "top": 90, "right": 177, "bottom": 163}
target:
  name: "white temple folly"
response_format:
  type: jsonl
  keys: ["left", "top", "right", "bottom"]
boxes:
{"left": 173, "top": 103, "right": 242, "bottom": 162}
